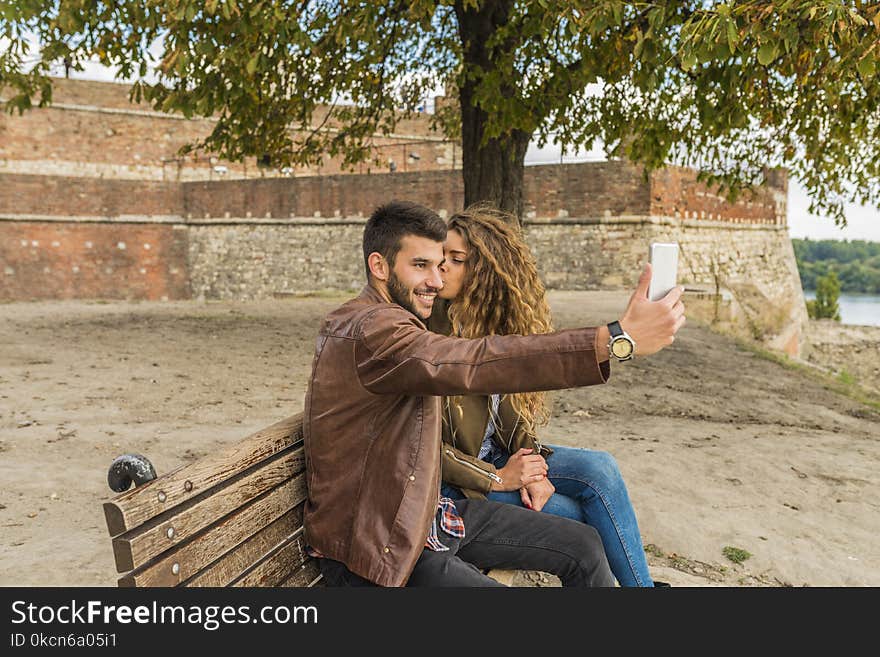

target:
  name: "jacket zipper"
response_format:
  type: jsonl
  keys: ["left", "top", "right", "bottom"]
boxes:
{"left": 444, "top": 449, "right": 502, "bottom": 484}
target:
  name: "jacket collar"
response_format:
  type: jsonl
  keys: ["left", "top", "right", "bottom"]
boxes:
{"left": 357, "top": 283, "right": 388, "bottom": 304}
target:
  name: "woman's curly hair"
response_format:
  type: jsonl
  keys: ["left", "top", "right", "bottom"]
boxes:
{"left": 445, "top": 204, "right": 553, "bottom": 430}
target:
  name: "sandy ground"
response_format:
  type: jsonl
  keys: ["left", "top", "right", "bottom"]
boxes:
{"left": 1, "top": 290, "right": 878, "bottom": 587}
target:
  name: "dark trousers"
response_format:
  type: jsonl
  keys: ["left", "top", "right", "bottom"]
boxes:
{"left": 319, "top": 498, "right": 614, "bottom": 587}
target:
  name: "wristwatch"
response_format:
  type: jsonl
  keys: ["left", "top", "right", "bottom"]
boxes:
{"left": 607, "top": 320, "right": 636, "bottom": 362}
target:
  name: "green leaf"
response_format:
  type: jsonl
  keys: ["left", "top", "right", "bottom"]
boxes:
{"left": 681, "top": 51, "right": 698, "bottom": 71}
{"left": 757, "top": 42, "right": 777, "bottom": 66}
{"left": 633, "top": 28, "right": 644, "bottom": 59}
{"left": 726, "top": 21, "right": 738, "bottom": 54}
{"left": 7, "top": 0, "right": 880, "bottom": 229}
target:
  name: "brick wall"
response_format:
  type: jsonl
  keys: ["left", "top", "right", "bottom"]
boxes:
{"left": 650, "top": 165, "right": 787, "bottom": 223}
{"left": 524, "top": 161, "right": 651, "bottom": 218}
{"left": 0, "top": 160, "right": 781, "bottom": 225}
{"left": 1, "top": 78, "right": 454, "bottom": 181}
{"left": 1, "top": 161, "right": 786, "bottom": 301}
{"left": 174, "top": 161, "right": 780, "bottom": 224}
{"left": 181, "top": 169, "right": 465, "bottom": 220}
{"left": 0, "top": 174, "right": 181, "bottom": 218}
{"left": 0, "top": 221, "right": 189, "bottom": 301}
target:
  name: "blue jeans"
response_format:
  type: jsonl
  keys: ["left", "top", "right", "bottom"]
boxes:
{"left": 442, "top": 444, "right": 654, "bottom": 587}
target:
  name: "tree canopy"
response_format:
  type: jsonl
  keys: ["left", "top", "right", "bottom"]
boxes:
{"left": 2, "top": 1, "right": 879, "bottom": 222}
{"left": 793, "top": 237, "right": 880, "bottom": 294}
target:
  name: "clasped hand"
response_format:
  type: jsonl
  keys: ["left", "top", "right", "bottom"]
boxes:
{"left": 491, "top": 447, "right": 555, "bottom": 511}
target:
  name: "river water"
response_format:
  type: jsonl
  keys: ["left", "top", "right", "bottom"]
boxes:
{"left": 803, "top": 292, "right": 880, "bottom": 327}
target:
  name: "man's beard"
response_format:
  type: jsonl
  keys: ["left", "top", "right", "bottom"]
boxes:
{"left": 387, "top": 270, "right": 423, "bottom": 318}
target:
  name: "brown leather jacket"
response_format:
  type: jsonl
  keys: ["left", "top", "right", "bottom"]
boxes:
{"left": 303, "top": 285, "right": 610, "bottom": 586}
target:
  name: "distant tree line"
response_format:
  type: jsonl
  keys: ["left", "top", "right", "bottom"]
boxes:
{"left": 792, "top": 238, "right": 880, "bottom": 295}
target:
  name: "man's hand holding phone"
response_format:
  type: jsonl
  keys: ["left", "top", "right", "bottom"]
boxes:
{"left": 619, "top": 263, "right": 686, "bottom": 357}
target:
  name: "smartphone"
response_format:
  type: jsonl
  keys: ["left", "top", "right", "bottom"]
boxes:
{"left": 648, "top": 242, "right": 679, "bottom": 302}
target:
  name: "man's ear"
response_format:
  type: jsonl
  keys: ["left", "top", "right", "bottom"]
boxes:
{"left": 367, "top": 252, "right": 389, "bottom": 281}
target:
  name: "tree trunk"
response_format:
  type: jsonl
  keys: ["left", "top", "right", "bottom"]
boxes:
{"left": 455, "top": 1, "right": 530, "bottom": 225}
{"left": 458, "top": 93, "right": 531, "bottom": 224}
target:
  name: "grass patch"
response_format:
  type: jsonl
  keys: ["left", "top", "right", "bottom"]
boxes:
{"left": 643, "top": 543, "right": 666, "bottom": 558}
{"left": 723, "top": 546, "right": 751, "bottom": 564}
{"left": 735, "top": 339, "right": 880, "bottom": 413}
{"left": 273, "top": 288, "right": 355, "bottom": 299}
{"left": 837, "top": 369, "right": 856, "bottom": 386}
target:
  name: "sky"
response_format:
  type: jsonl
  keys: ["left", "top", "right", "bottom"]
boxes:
{"left": 13, "top": 57, "right": 880, "bottom": 243}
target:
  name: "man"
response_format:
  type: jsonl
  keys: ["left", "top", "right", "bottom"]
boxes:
{"left": 303, "top": 201, "right": 684, "bottom": 587}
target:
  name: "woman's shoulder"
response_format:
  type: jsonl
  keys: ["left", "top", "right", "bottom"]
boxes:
{"left": 446, "top": 392, "right": 492, "bottom": 416}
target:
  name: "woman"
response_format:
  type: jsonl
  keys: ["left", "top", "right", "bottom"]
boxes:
{"left": 430, "top": 204, "right": 660, "bottom": 587}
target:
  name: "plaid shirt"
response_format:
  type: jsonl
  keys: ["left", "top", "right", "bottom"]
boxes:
{"left": 425, "top": 496, "right": 465, "bottom": 551}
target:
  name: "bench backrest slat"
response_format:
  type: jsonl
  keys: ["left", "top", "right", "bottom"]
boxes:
{"left": 231, "top": 531, "right": 309, "bottom": 587}
{"left": 117, "top": 475, "right": 306, "bottom": 586}
{"left": 104, "top": 415, "right": 303, "bottom": 536}
{"left": 279, "top": 559, "right": 322, "bottom": 588}
{"left": 106, "top": 413, "right": 320, "bottom": 587}
{"left": 181, "top": 506, "right": 305, "bottom": 587}
{"left": 112, "top": 449, "right": 304, "bottom": 573}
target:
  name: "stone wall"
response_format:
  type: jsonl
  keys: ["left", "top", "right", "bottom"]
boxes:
{"left": 804, "top": 321, "right": 880, "bottom": 395}
{"left": 187, "top": 223, "right": 365, "bottom": 299}
{"left": 176, "top": 216, "right": 805, "bottom": 355}
{"left": 527, "top": 219, "right": 806, "bottom": 355}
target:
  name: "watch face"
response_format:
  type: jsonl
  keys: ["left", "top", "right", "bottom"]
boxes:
{"left": 611, "top": 338, "right": 633, "bottom": 359}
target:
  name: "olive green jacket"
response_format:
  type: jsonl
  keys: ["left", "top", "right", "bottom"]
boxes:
{"left": 428, "top": 300, "right": 554, "bottom": 499}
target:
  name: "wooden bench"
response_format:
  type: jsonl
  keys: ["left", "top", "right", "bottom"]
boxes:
{"left": 103, "top": 411, "right": 517, "bottom": 587}
{"left": 103, "top": 413, "right": 322, "bottom": 587}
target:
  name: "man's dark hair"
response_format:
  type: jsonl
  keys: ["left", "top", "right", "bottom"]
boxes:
{"left": 362, "top": 201, "right": 447, "bottom": 278}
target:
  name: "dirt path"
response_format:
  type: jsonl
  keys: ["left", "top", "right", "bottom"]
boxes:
{"left": 1, "top": 291, "right": 878, "bottom": 586}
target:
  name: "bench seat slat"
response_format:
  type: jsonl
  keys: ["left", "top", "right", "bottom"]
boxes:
{"left": 116, "top": 473, "right": 307, "bottom": 581}
{"left": 104, "top": 414, "right": 303, "bottom": 536}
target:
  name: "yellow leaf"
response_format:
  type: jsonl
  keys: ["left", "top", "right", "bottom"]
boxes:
{"left": 246, "top": 53, "right": 260, "bottom": 75}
